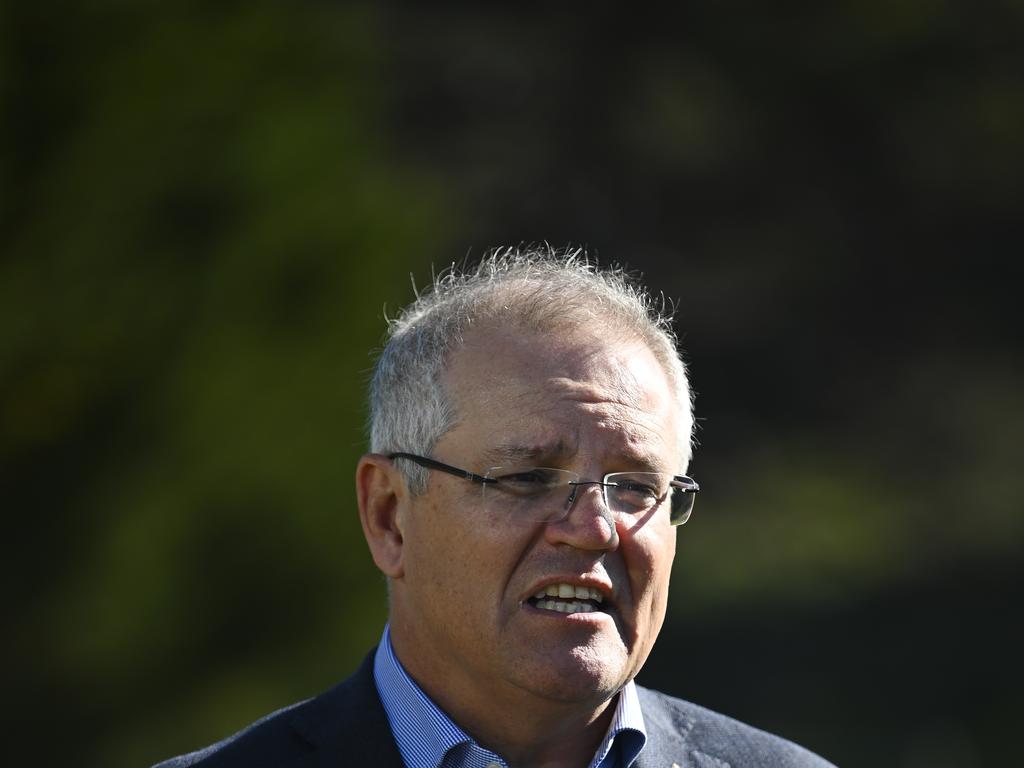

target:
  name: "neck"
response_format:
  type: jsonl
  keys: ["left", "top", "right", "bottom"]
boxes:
{"left": 455, "top": 691, "right": 617, "bottom": 768}
{"left": 389, "top": 631, "right": 619, "bottom": 768}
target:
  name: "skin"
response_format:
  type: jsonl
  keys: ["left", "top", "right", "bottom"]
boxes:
{"left": 357, "top": 323, "right": 685, "bottom": 768}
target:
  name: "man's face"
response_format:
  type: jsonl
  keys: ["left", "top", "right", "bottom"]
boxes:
{"left": 388, "top": 325, "right": 684, "bottom": 711}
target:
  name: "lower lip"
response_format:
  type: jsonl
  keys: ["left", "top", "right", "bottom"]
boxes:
{"left": 522, "top": 601, "right": 613, "bottom": 623}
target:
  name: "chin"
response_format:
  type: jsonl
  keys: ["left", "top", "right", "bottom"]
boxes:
{"left": 518, "top": 644, "right": 632, "bottom": 704}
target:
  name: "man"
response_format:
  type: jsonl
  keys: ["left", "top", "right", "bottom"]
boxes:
{"left": 156, "top": 248, "right": 834, "bottom": 767}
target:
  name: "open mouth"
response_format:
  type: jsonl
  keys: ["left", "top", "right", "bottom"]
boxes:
{"left": 527, "top": 583, "right": 609, "bottom": 615}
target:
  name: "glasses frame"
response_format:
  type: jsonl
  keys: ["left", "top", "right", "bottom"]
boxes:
{"left": 388, "top": 452, "right": 699, "bottom": 526}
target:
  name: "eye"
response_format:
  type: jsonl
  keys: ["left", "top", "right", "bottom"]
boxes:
{"left": 492, "top": 468, "right": 563, "bottom": 495}
{"left": 614, "top": 479, "right": 661, "bottom": 499}
{"left": 606, "top": 472, "right": 670, "bottom": 513}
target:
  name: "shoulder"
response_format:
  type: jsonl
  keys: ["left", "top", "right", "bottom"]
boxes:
{"left": 150, "top": 697, "right": 312, "bottom": 768}
{"left": 151, "top": 651, "right": 401, "bottom": 768}
{"left": 637, "top": 686, "right": 836, "bottom": 768}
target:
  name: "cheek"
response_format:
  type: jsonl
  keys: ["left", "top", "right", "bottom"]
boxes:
{"left": 405, "top": 493, "right": 506, "bottom": 600}
{"left": 630, "top": 526, "right": 677, "bottom": 615}
{"left": 639, "top": 538, "right": 675, "bottom": 659}
{"left": 403, "top": 499, "right": 462, "bottom": 592}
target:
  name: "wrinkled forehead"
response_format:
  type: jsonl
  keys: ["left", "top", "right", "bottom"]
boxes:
{"left": 439, "top": 324, "right": 685, "bottom": 470}
{"left": 447, "top": 322, "right": 654, "bottom": 396}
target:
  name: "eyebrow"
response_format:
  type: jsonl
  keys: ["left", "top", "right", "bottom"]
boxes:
{"left": 622, "top": 448, "right": 670, "bottom": 474}
{"left": 480, "top": 439, "right": 670, "bottom": 474}
{"left": 480, "top": 439, "right": 575, "bottom": 467}
{"left": 599, "top": 446, "right": 667, "bottom": 474}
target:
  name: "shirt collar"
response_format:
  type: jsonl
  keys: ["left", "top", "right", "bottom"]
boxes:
{"left": 373, "top": 624, "right": 648, "bottom": 768}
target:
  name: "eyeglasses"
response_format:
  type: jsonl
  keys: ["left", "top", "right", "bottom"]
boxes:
{"left": 389, "top": 452, "right": 699, "bottom": 526}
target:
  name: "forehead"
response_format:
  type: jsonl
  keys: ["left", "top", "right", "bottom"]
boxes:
{"left": 440, "top": 325, "right": 681, "bottom": 469}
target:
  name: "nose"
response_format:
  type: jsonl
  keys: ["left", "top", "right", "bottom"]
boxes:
{"left": 547, "top": 481, "right": 619, "bottom": 550}
{"left": 562, "top": 480, "right": 606, "bottom": 513}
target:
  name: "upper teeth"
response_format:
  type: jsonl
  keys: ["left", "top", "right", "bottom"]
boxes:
{"left": 533, "top": 583, "right": 605, "bottom": 603}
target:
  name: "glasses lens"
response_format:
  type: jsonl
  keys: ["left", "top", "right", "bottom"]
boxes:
{"left": 482, "top": 467, "right": 698, "bottom": 526}
{"left": 483, "top": 467, "right": 579, "bottom": 522}
{"left": 604, "top": 472, "right": 697, "bottom": 526}
{"left": 604, "top": 471, "right": 676, "bottom": 519}
{"left": 668, "top": 476, "right": 698, "bottom": 526}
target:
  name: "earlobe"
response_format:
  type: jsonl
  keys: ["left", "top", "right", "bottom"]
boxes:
{"left": 356, "top": 453, "right": 406, "bottom": 578}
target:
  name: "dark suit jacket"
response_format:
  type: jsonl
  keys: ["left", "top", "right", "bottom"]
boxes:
{"left": 154, "top": 652, "right": 835, "bottom": 768}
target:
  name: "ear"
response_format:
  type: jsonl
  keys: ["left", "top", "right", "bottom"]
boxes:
{"left": 356, "top": 453, "right": 407, "bottom": 578}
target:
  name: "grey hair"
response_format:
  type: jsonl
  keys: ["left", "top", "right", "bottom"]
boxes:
{"left": 368, "top": 245, "right": 694, "bottom": 492}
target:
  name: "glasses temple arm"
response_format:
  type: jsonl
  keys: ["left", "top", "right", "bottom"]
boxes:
{"left": 388, "top": 452, "right": 496, "bottom": 485}
{"left": 671, "top": 476, "right": 701, "bottom": 493}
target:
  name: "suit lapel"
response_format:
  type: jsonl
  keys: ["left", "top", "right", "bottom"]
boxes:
{"left": 283, "top": 652, "right": 405, "bottom": 768}
{"left": 275, "top": 657, "right": 742, "bottom": 768}
{"left": 634, "top": 685, "right": 732, "bottom": 768}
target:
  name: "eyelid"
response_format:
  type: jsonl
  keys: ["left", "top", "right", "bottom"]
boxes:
{"left": 504, "top": 469, "right": 549, "bottom": 480}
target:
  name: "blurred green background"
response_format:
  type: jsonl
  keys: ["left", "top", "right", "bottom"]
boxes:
{"left": 3, "top": 2, "right": 1021, "bottom": 766}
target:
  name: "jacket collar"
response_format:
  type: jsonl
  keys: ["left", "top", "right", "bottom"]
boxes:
{"left": 283, "top": 651, "right": 404, "bottom": 768}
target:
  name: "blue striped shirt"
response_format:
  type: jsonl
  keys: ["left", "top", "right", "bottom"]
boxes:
{"left": 373, "top": 625, "right": 647, "bottom": 768}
